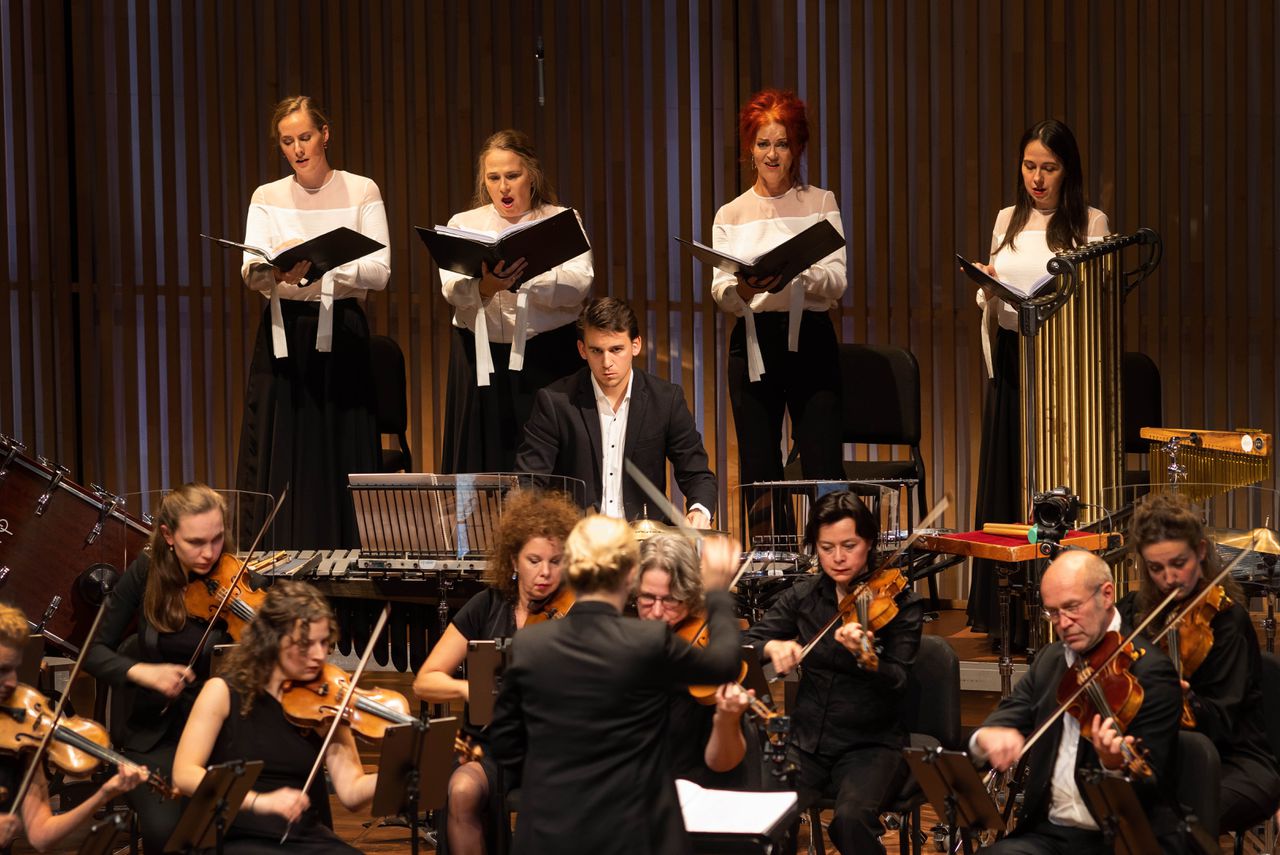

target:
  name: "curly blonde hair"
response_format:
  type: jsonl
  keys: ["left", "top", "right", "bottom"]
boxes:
{"left": 565, "top": 515, "right": 638, "bottom": 595}
{"left": 485, "top": 490, "right": 582, "bottom": 601}
{"left": 219, "top": 581, "right": 336, "bottom": 716}
{"left": 0, "top": 602, "right": 28, "bottom": 651}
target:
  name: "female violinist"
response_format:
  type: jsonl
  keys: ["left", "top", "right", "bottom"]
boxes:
{"left": 633, "top": 533, "right": 752, "bottom": 786}
{"left": 173, "top": 580, "right": 376, "bottom": 853}
{"left": 0, "top": 602, "right": 149, "bottom": 851}
{"left": 742, "top": 490, "right": 923, "bottom": 855}
{"left": 84, "top": 483, "right": 264, "bottom": 854}
{"left": 1122, "top": 492, "right": 1280, "bottom": 833}
{"left": 972, "top": 550, "right": 1186, "bottom": 854}
{"left": 411, "top": 488, "right": 581, "bottom": 855}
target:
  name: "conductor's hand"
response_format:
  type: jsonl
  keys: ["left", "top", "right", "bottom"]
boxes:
{"left": 699, "top": 536, "right": 742, "bottom": 592}
{"left": 973, "top": 726, "right": 1024, "bottom": 773}
{"left": 128, "top": 662, "right": 194, "bottom": 699}
{"left": 1089, "top": 715, "right": 1136, "bottom": 771}
{"left": 271, "top": 238, "right": 311, "bottom": 285}
{"left": 734, "top": 273, "right": 781, "bottom": 303}
{"left": 714, "top": 683, "right": 752, "bottom": 720}
{"left": 479, "top": 258, "right": 529, "bottom": 301}
{"left": 763, "top": 639, "right": 803, "bottom": 676}
{"left": 254, "top": 787, "right": 310, "bottom": 822}
{"left": 102, "top": 763, "right": 150, "bottom": 799}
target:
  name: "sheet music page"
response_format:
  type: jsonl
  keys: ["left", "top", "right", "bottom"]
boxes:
{"left": 676, "top": 778, "right": 797, "bottom": 834}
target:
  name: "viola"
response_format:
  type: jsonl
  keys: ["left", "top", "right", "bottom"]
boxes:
{"left": 0, "top": 684, "right": 178, "bottom": 798}
{"left": 1160, "top": 583, "right": 1230, "bottom": 728}
{"left": 524, "top": 585, "right": 575, "bottom": 626}
{"left": 280, "top": 662, "right": 419, "bottom": 742}
{"left": 1054, "top": 630, "right": 1152, "bottom": 778}
{"left": 673, "top": 611, "right": 750, "bottom": 705}
{"left": 183, "top": 552, "right": 271, "bottom": 640}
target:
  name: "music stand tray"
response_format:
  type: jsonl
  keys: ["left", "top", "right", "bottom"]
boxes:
{"left": 163, "top": 759, "right": 263, "bottom": 854}
{"left": 1075, "top": 770, "right": 1161, "bottom": 855}
{"left": 903, "top": 747, "right": 1004, "bottom": 835}
{"left": 371, "top": 718, "right": 459, "bottom": 816}
{"left": 77, "top": 812, "right": 128, "bottom": 855}
{"left": 465, "top": 639, "right": 508, "bottom": 727}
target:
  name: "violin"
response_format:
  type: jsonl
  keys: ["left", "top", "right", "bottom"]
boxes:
{"left": 1054, "top": 630, "right": 1152, "bottom": 778}
{"left": 674, "top": 611, "right": 749, "bottom": 705}
{"left": 0, "top": 684, "right": 178, "bottom": 798}
{"left": 524, "top": 585, "right": 575, "bottom": 626}
{"left": 835, "top": 566, "right": 908, "bottom": 671}
{"left": 1159, "top": 583, "right": 1231, "bottom": 727}
{"left": 280, "top": 662, "right": 419, "bottom": 742}
{"left": 183, "top": 552, "right": 272, "bottom": 640}
{"left": 455, "top": 732, "right": 484, "bottom": 763}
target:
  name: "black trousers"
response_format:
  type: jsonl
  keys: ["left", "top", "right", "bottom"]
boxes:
{"left": 728, "top": 310, "right": 844, "bottom": 486}
{"left": 1221, "top": 754, "right": 1280, "bottom": 831}
{"left": 794, "top": 743, "right": 908, "bottom": 855}
{"left": 124, "top": 739, "right": 182, "bottom": 855}
{"left": 984, "top": 820, "right": 1104, "bottom": 855}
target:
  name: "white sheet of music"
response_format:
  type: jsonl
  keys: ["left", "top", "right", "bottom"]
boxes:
{"left": 676, "top": 778, "right": 797, "bottom": 835}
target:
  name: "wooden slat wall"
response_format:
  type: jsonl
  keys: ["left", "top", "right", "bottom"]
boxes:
{"left": 1, "top": 0, "right": 1276, "bottom": 600}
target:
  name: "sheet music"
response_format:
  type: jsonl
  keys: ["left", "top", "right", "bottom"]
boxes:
{"left": 676, "top": 778, "right": 797, "bottom": 835}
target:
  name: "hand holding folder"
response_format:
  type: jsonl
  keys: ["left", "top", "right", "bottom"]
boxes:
{"left": 202, "top": 227, "right": 385, "bottom": 282}
{"left": 675, "top": 219, "right": 844, "bottom": 294}
{"left": 416, "top": 207, "right": 590, "bottom": 292}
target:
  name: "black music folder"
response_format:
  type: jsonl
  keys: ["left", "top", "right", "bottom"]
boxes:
{"left": 415, "top": 207, "right": 590, "bottom": 290}
{"left": 956, "top": 253, "right": 1055, "bottom": 301}
{"left": 675, "top": 218, "right": 844, "bottom": 294}
{"left": 202, "top": 227, "right": 385, "bottom": 281}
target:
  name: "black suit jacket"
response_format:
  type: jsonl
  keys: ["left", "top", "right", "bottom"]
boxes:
{"left": 514, "top": 367, "right": 718, "bottom": 522}
{"left": 488, "top": 592, "right": 741, "bottom": 855}
{"left": 981, "top": 624, "right": 1185, "bottom": 847}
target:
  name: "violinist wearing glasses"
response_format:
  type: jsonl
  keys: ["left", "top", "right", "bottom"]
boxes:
{"left": 633, "top": 533, "right": 752, "bottom": 787}
{"left": 971, "top": 550, "right": 1185, "bottom": 854}
{"left": 743, "top": 490, "right": 924, "bottom": 855}
{"left": 1119, "top": 492, "right": 1280, "bottom": 834}
{"left": 0, "top": 602, "right": 150, "bottom": 851}
{"left": 84, "top": 483, "right": 263, "bottom": 854}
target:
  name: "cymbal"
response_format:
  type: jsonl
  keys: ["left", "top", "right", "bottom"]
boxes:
{"left": 631, "top": 517, "right": 671, "bottom": 541}
{"left": 1216, "top": 527, "right": 1280, "bottom": 556}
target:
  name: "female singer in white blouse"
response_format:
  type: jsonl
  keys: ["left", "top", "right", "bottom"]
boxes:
{"left": 711, "top": 89, "right": 846, "bottom": 489}
{"left": 439, "top": 130, "right": 593, "bottom": 474}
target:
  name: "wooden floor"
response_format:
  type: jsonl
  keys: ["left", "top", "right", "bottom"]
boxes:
{"left": 20, "top": 609, "right": 1278, "bottom": 853}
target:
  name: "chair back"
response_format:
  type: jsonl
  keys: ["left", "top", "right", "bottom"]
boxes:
{"left": 1261, "top": 651, "right": 1280, "bottom": 760}
{"left": 900, "top": 634, "right": 960, "bottom": 749}
{"left": 369, "top": 334, "right": 408, "bottom": 434}
{"left": 1122, "top": 352, "right": 1162, "bottom": 454}
{"left": 1175, "top": 729, "right": 1221, "bottom": 840}
{"left": 839, "top": 343, "right": 921, "bottom": 446}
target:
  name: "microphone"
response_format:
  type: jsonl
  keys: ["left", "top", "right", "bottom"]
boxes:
{"left": 535, "top": 36, "right": 545, "bottom": 106}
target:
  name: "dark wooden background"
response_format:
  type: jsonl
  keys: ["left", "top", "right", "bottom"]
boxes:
{"left": 2, "top": 0, "right": 1275, "bottom": 600}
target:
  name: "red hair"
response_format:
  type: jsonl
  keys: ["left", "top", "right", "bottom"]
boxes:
{"left": 738, "top": 89, "right": 810, "bottom": 186}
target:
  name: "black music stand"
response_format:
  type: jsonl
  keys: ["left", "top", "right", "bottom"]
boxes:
{"left": 903, "top": 747, "right": 1004, "bottom": 854}
{"left": 77, "top": 811, "right": 129, "bottom": 855}
{"left": 162, "top": 759, "right": 262, "bottom": 855}
{"left": 465, "top": 638, "right": 509, "bottom": 727}
{"left": 1075, "top": 769, "right": 1160, "bottom": 855}
{"left": 364, "top": 718, "right": 458, "bottom": 855}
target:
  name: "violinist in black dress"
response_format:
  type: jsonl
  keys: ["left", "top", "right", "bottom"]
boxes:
{"left": 972, "top": 550, "right": 1185, "bottom": 854}
{"left": 1121, "top": 492, "right": 1280, "bottom": 833}
{"left": 488, "top": 516, "right": 742, "bottom": 855}
{"left": 172, "top": 581, "right": 376, "bottom": 853}
{"left": 743, "top": 490, "right": 924, "bottom": 855}
{"left": 83, "top": 483, "right": 244, "bottom": 854}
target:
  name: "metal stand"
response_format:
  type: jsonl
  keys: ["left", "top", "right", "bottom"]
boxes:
{"left": 995, "top": 563, "right": 1015, "bottom": 697}
{"left": 357, "top": 719, "right": 458, "bottom": 855}
{"left": 162, "top": 760, "right": 262, "bottom": 855}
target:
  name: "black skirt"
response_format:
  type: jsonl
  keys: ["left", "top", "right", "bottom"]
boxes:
{"left": 967, "top": 327, "right": 1028, "bottom": 647}
{"left": 440, "top": 321, "right": 581, "bottom": 474}
{"left": 235, "top": 299, "right": 379, "bottom": 550}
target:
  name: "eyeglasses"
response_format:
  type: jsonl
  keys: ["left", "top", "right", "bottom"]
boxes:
{"left": 1041, "top": 583, "right": 1105, "bottom": 623}
{"left": 635, "top": 594, "right": 684, "bottom": 611}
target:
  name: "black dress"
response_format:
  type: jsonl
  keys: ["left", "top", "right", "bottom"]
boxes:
{"left": 666, "top": 691, "right": 751, "bottom": 789}
{"left": 208, "top": 686, "right": 355, "bottom": 853}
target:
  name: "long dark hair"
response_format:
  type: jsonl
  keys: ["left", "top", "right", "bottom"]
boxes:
{"left": 144, "top": 484, "right": 233, "bottom": 633}
{"left": 997, "top": 119, "right": 1089, "bottom": 255}
{"left": 803, "top": 491, "right": 879, "bottom": 576}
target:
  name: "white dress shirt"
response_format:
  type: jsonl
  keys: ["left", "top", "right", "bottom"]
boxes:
{"left": 591, "top": 371, "right": 634, "bottom": 519}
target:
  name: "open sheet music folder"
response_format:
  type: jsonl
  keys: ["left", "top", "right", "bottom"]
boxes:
{"left": 676, "top": 778, "right": 797, "bottom": 836}
{"left": 955, "top": 253, "right": 1055, "bottom": 301}
{"left": 415, "top": 207, "right": 590, "bottom": 290}
{"left": 201, "top": 227, "right": 385, "bottom": 281}
{"left": 675, "top": 219, "right": 843, "bottom": 293}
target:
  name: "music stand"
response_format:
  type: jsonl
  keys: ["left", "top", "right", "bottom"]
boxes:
{"left": 365, "top": 719, "right": 459, "bottom": 855}
{"left": 163, "top": 759, "right": 262, "bottom": 855}
{"left": 465, "top": 639, "right": 509, "bottom": 727}
{"left": 77, "top": 811, "right": 128, "bottom": 855}
{"left": 1075, "top": 769, "right": 1160, "bottom": 854}
{"left": 903, "top": 747, "right": 1004, "bottom": 855}
{"left": 739, "top": 645, "right": 771, "bottom": 701}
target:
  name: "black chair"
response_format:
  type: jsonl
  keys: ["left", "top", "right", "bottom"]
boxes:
{"left": 369, "top": 334, "right": 412, "bottom": 473}
{"left": 1177, "top": 730, "right": 1221, "bottom": 841}
{"left": 1122, "top": 351, "right": 1161, "bottom": 494}
{"left": 807, "top": 635, "right": 961, "bottom": 855}
{"left": 1234, "top": 651, "right": 1280, "bottom": 854}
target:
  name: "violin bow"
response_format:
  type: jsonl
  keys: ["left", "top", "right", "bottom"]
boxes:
{"left": 1014, "top": 539, "right": 1256, "bottom": 762}
{"left": 163, "top": 486, "right": 289, "bottom": 715}
{"left": 789, "top": 494, "right": 951, "bottom": 667}
{"left": 281, "top": 604, "right": 389, "bottom": 844}
{"left": 8, "top": 595, "right": 113, "bottom": 815}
